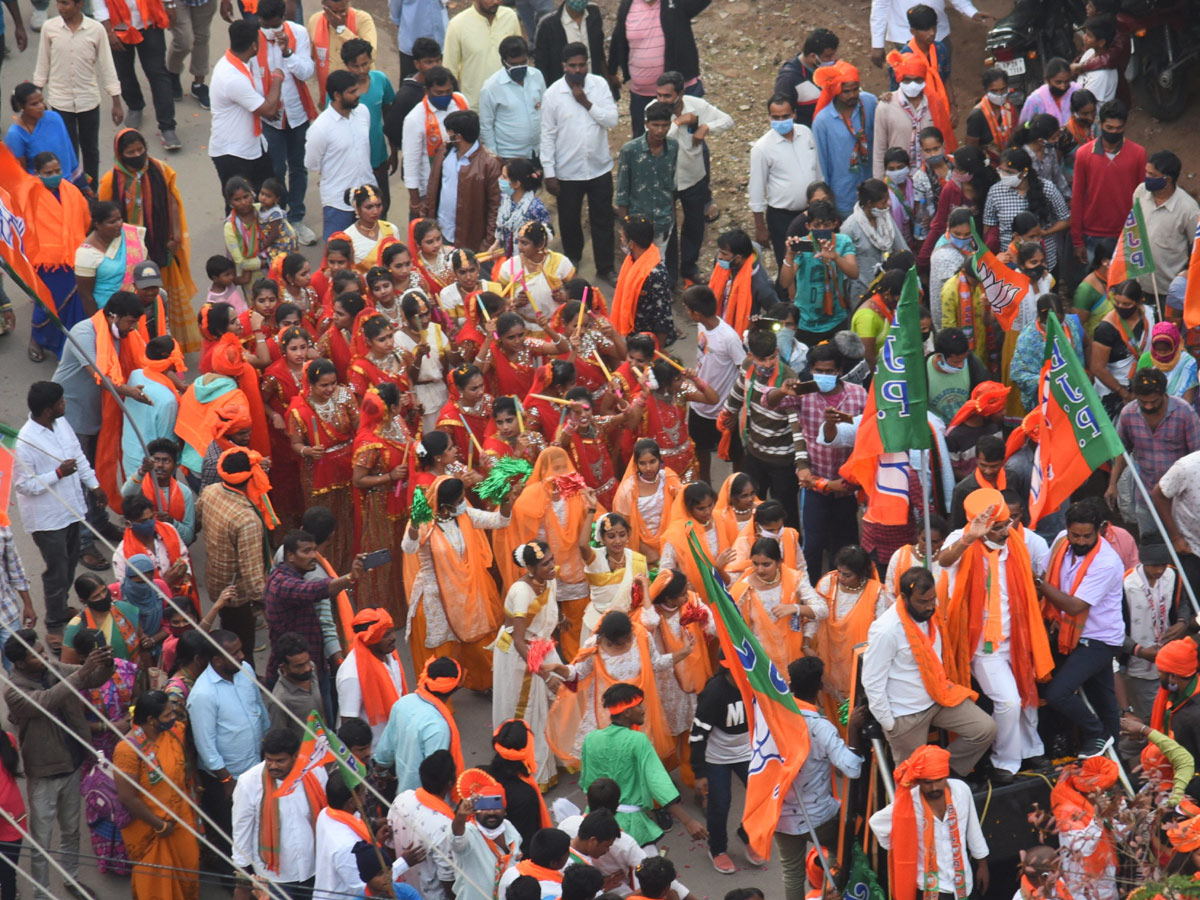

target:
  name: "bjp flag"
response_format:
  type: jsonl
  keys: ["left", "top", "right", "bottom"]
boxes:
{"left": 970, "top": 222, "right": 1029, "bottom": 331}
{"left": 1108, "top": 199, "right": 1156, "bottom": 288}
{"left": 1183, "top": 215, "right": 1200, "bottom": 333}
{"left": 0, "top": 146, "right": 54, "bottom": 311}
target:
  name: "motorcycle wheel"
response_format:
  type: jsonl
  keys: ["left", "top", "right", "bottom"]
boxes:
{"left": 1138, "top": 34, "right": 1191, "bottom": 121}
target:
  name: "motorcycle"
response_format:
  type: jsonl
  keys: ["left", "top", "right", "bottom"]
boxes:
{"left": 1123, "top": 0, "right": 1200, "bottom": 121}
{"left": 983, "top": 0, "right": 1084, "bottom": 106}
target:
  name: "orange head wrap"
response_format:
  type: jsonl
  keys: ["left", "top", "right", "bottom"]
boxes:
{"left": 1068, "top": 757, "right": 1118, "bottom": 794}
{"left": 887, "top": 49, "right": 928, "bottom": 80}
{"left": 1168, "top": 813, "right": 1200, "bottom": 852}
{"left": 143, "top": 337, "right": 186, "bottom": 376}
{"left": 493, "top": 720, "right": 537, "bottom": 775}
{"left": 211, "top": 332, "right": 247, "bottom": 378}
{"left": 895, "top": 744, "right": 951, "bottom": 788}
{"left": 1004, "top": 410, "right": 1042, "bottom": 461}
{"left": 419, "top": 656, "right": 463, "bottom": 694}
{"left": 963, "top": 488, "right": 1009, "bottom": 526}
{"left": 649, "top": 568, "right": 677, "bottom": 601}
{"left": 947, "top": 381, "right": 1010, "bottom": 430}
{"left": 213, "top": 396, "right": 254, "bottom": 442}
{"left": 352, "top": 608, "right": 394, "bottom": 646}
{"left": 604, "top": 687, "right": 645, "bottom": 715}
{"left": 1157, "top": 638, "right": 1199, "bottom": 678}
{"left": 216, "top": 447, "right": 278, "bottom": 530}
{"left": 812, "top": 60, "right": 861, "bottom": 115}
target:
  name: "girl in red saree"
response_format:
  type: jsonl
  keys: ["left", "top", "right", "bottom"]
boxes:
{"left": 482, "top": 396, "right": 545, "bottom": 466}
{"left": 477, "top": 312, "right": 567, "bottom": 399}
{"left": 260, "top": 325, "right": 311, "bottom": 529}
{"left": 437, "top": 364, "right": 493, "bottom": 473}
{"left": 274, "top": 252, "right": 322, "bottom": 334}
{"left": 197, "top": 301, "right": 247, "bottom": 374}
{"left": 366, "top": 265, "right": 405, "bottom": 330}
{"left": 310, "top": 234, "right": 354, "bottom": 309}
{"left": 287, "top": 358, "right": 360, "bottom": 572}
{"left": 409, "top": 218, "right": 457, "bottom": 299}
{"left": 522, "top": 359, "right": 578, "bottom": 442}
{"left": 557, "top": 386, "right": 620, "bottom": 510}
{"left": 348, "top": 310, "right": 411, "bottom": 402}
{"left": 352, "top": 383, "right": 415, "bottom": 620}
{"left": 626, "top": 357, "right": 717, "bottom": 482}
{"left": 553, "top": 289, "right": 625, "bottom": 403}
{"left": 316, "top": 292, "right": 366, "bottom": 382}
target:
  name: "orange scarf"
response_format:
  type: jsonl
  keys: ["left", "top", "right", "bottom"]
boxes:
{"left": 418, "top": 488, "right": 502, "bottom": 642}
{"left": 493, "top": 724, "right": 552, "bottom": 828}
{"left": 939, "top": 538, "right": 1053, "bottom": 707}
{"left": 257, "top": 25, "right": 318, "bottom": 123}
{"left": 422, "top": 94, "right": 469, "bottom": 158}
{"left": 891, "top": 545, "right": 915, "bottom": 598}
{"left": 139, "top": 352, "right": 184, "bottom": 397}
{"left": 1044, "top": 538, "right": 1101, "bottom": 654}
{"left": 311, "top": 9, "right": 358, "bottom": 103}
{"left": 708, "top": 253, "right": 756, "bottom": 335}
{"left": 211, "top": 332, "right": 271, "bottom": 457}
{"left": 906, "top": 40, "right": 956, "bottom": 152}
{"left": 217, "top": 447, "right": 279, "bottom": 529}
{"left": 141, "top": 474, "right": 185, "bottom": 522}
{"left": 91, "top": 309, "right": 144, "bottom": 511}
{"left": 16, "top": 176, "right": 89, "bottom": 268}
{"left": 610, "top": 244, "right": 662, "bottom": 335}
{"left": 105, "top": 0, "right": 168, "bottom": 43}
{"left": 650, "top": 596, "right": 713, "bottom": 695}
{"left": 612, "top": 463, "right": 682, "bottom": 559}
{"left": 417, "top": 688, "right": 464, "bottom": 780}
{"left": 977, "top": 98, "right": 1014, "bottom": 156}
{"left": 260, "top": 769, "right": 325, "bottom": 875}
{"left": 730, "top": 568, "right": 807, "bottom": 675}
{"left": 353, "top": 642, "right": 404, "bottom": 726}
{"left": 516, "top": 860, "right": 564, "bottom": 884}
{"left": 729, "top": 522, "right": 800, "bottom": 574}
{"left": 895, "top": 597, "right": 977, "bottom": 706}
{"left": 973, "top": 466, "right": 1005, "bottom": 492}
{"left": 415, "top": 786, "right": 456, "bottom": 819}
{"left": 324, "top": 807, "right": 371, "bottom": 841}
{"left": 812, "top": 573, "right": 882, "bottom": 698}
{"left": 890, "top": 746, "right": 956, "bottom": 900}
{"left": 223, "top": 50, "right": 264, "bottom": 136}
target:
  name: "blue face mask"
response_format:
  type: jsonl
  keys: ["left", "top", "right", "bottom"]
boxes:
{"left": 498, "top": 178, "right": 513, "bottom": 196}
{"left": 429, "top": 93, "right": 453, "bottom": 110}
{"left": 948, "top": 235, "right": 972, "bottom": 250}
{"left": 506, "top": 64, "right": 528, "bottom": 83}
{"left": 1145, "top": 175, "right": 1168, "bottom": 192}
{"left": 716, "top": 257, "right": 732, "bottom": 270}
{"left": 39, "top": 174, "right": 62, "bottom": 190}
{"left": 770, "top": 118, "right": 794, "bottom": 136}
{"left": 812, "top": 372, "right": 838, "bottom": 393}
{"left": 777, "top": 327, "right": 795, "bottom": 360}
{"left": 131, "top": 520, "right": 157, "bottom": 540}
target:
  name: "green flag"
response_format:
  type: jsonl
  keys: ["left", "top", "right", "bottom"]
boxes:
{"left": 1118, "top": 199, "right": 1156, "bottom": 280}
{"left": 273, "top": 711, "right": 364, "bottom": 797}
{"left": 873, "top": 267, "right": 930, "bottom": 451}
{"left": 842, "top": 844, "right": 887, "bottom": 900}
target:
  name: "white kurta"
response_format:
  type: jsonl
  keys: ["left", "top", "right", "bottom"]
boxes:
{"left": 314, "top": 809, "right": 368, "bottom": 900}
{"left": 394, "top": 324, "right": 450, "bottom": 434}
{"left": 335, "top": 646, "right": 406, "bottom": 748}
{"left": 231, "top": 762, "right": 327, "bottom": 883}
{"left": 389, "top": 789, "right": 456, "bottom": 900}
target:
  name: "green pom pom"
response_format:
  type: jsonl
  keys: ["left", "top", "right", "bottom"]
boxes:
{"left": 837, "top": 699, "right": 850, "bottom": 727}
{"left": 410, "top": 488, "right": 433, "bottom": 526}
{"left": 476, "top": 456, "right": 533, "bottom": 506}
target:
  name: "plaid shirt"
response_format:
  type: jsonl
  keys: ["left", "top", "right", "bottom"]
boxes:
{"left": 0, "top": 526, "right": 29, "bottom": 633}
{"left": 196, "top": 484, "right": 269, "bottom": 608}
{"left": 1117, "top": 395, "right": 1200, "bottom": 490}
{"left": 981, "top": 181, "right": 1069, "bottom": 269}
{"left": 264, "top": 563, "right": 334, "bottom": 675}
{"left": 796, "top": 382, "right": 867, "bottom": 479}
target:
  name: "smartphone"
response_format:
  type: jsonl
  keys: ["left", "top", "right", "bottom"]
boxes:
{"left": 474, "top": 794, "right": 504, "bottom": 811}
{"left": 361, "top": 548, "right": 392, "bottom": 571}
{"left": 793, "top": 239, "right": 814, "bottom": 254}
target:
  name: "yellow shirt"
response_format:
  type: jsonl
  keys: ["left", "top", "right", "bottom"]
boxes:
{"left": 441, "top": 5, "right": 523, "bottom": 106}
{"left": 305, "top": 8, "right": 378, "bottom": 81}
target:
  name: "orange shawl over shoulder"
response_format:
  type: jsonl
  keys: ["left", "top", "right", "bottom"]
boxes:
{"left": 811, "top": 572, "right": 882, "bottom": 699}
{"left": 728, "top": 521, "right": 801, "bottom": 574}
{"left": 495, "top": 447, "right": 588, "bottom": 589}
{"left": 210, "top": 332, "right": 271, "bottom": 456}
{"left": 708, "top": 252, "right": 756, "bottom": 337}
{"left": 610, "top": 244, "right": 661, "bottom": 335}
{"left": 611, "top": 459, "right": 682, "bottom": 559}
{"left": 896, "top": 593, "right": 977, "bottom": 706}
{"left": 713, "top": 473, "right": 758, "bottom": 550}
{"left": 660, "top": 489, "right": 722, "bottom": 596}
{"left": 731, "top": 567, "right": 807, "bottom": 675}
{"left": 93, "top": 309, "right": 146, "bottom": 511}
{"left": 638, "top": 594, "right": 713, "bottom": 696}
{"left": 15, "top": 178, "right": 89, "bottom": 268}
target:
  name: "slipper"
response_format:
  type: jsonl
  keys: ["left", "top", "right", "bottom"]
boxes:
{"left": 80, "top": 550, "right": 110, "bottom": 572}
{"left": 704, "top": 203, "right": 721, "bottom": 224}
{"left": 27, "top": 341, "right": 45, "bottom": 363}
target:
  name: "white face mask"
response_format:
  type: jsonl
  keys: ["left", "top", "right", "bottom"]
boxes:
{"left": 983, "top": 537, "right": 1006, "bottom": 551}
{"left": 987, "top": 91, "right": 1008, "bottom": 106}
{"left": 454, "top": 500, "right": 468, "bottom": 516}
{"left": 998, "top": 173, "right": 1021, "bottom": 189}
{"left": 872, "top": 207, "right": 890, "bottom": 220}
{"left": 759, "top": 527, "right": 783, "bottom": 540}
{"left": 887, "top": 168, "right": 908, "bottom": 185}
{"left": 899, "top": 80, "right": 925, "bottom": 99}
{"left": 477, "top": 821, "right": 506, "bottom": 840}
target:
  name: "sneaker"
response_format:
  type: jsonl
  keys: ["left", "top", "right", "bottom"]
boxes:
{"left": 168, "top": 71, "right": 183, "bottom": 100}
{"left": 191, "top": 82, "right": 210, "bottom": 110}
{"left": 30, "top": 7, "right": 46, "bottom": 30}
{"left": 743, "top": 844, "right": 767, "bottom": 866}
{"left": 161, "top": 129, "right": 182, "bottom": 151}
{"left": 1080, "top": 737, "right": 1113, "bottom": 759}
{"left": 710, "top": 852, "right": 736, "bottom": 875}
{"left": 293, "top": 221, "right": 318, "bottom": 246}
{"left": 125, "top": 108, "right": 143, "bottom": 131}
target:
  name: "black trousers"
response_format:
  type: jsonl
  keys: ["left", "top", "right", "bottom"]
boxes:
{"left": 213, "top": 154, "right": 275, "bottom": 211}
{"left": 54, "top": 106, "right": 102, "bottom": 187}
{"left": 766, "top": 205, "right": 803, "bottom": 271}
{"left": 198, "top": 770, "right": 233, "bottom": 875}
{"left": 742, "top": 453, "right": 801, "bottom": 531}
{"left": 669, "top": 174, "right": 709, "bottom": 282}
{"left": 557, "top": 171, "right": 616, "bottom": 277}
{"left": 111, "top": 27, "right": 176, "bottom": 131}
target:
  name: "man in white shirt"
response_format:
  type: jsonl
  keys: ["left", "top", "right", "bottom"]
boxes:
{"left": 1119, "top": 541, "right": 1180, "bottom": 725}
{"left": 862, "top": 566, "right": 997, "bottom": 774}
{"left": 231, "top": 728, "right": 328, "bottom": 899}
{"left": 682, "top": 286, "right": 746, "bottom": 484}
{"left": 869, "top": 0, "right": 991, "bottom": 67}
{"left": 655, "top": 71, "right": 733, "bottom": 286}
{"left": 869, "top": 744, "right": 990, "bottom": 899}
{"left": 1153, "top": 449, "right": 1200, "bottom": 601}
{"left": 336, "top": 607, "right": 406, "bottom": 749}
{"left": 314, "top": 770, "right": 377, "bottom": 900}
{"left": 540, "top": 41, "right": 621, "bottom": 283}
{"left": 401, "top": 66, "right": 468, "bottom": 220}
{"left": 208, "top": 19, "right": 283, "bottom": 203}
{"left": 449, "top": 773, "right": 521, "bottom": 900}
{"left": 304, "top": 68, "right": 376, "bottom": 242}
{"left": 91, "top": 0, "right": 179, "bottom": 148}
{"left": 1040, "top": 500, "right": 1127, "bottom": 757}
{"left": 388, "top": 749, "right": 457, "bottom": 900}
{"left": 15, "top": 381, "right": 103, "bottom": 635}
{"left": 256, "top": 0, "right": 320, "bottom": 246}
{"left": 748, "top": 93, "right": 822, "bottom": 268}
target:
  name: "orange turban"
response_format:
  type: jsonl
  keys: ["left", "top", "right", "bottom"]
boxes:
{"left": 887, "top": 49, "right": 928, "bottom": 80}
{"left": 213, "top": 396, "right": 253, "bottom": 441}
{"left": 812, "top": 60, "right": 860, "bottom": 115}
{"left": 419, "top": 656, "right": 463, "bottom": 693}
{"left": 1004, "top": 411, "right": 1042, "bottom": 461}
{"left": 1141, "top": 743, "right": 1172, "bottom": 790}
{"left": 1068, "top": 756, "right": 1118, "bottom": 794}
{"left": 492, "top": 720, "right": 552, "bottom": 827}
{"left": 895, "top": 744, "right": 951, "bottom": 788}
{"left": 947, "top": 381, "right": 1010, "bottom": 430}
{"left": 352, "top": 608, "right": 394, "bottom": 646}
{"left": 890, "top": 745, "right": 952, "bottom": 900}
{"left": 1169, "top": 814, "right": 1200, "bottom": 852}
{"left": 211, "top": 332, "right": 247, "bottom": 377}
{"left": 217, "top": 447, "right": 278, "bottom": 530}
{"left": 963, "top": 488, "right": 1009, "bottom": 526}
{"left": 1157, "top": 638, "right": 1199, "bottom": 678}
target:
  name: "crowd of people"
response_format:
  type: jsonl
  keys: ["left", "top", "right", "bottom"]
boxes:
{"left": 5, "top": 0, "right": 1200, "bottom": 898}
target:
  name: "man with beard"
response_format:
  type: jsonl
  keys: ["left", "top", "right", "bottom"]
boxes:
{"left": 1145, "top": 638, "right": 1200, "bottom": 761}
{"left": 1039, "top": 501, "right": 1126, "bottom": 756}
{"left": 450, "top": 769, "right": 521, "bottom": 900}
{"left": 869, "top": 744, "right": 989, "bottom": 900}
{"left": 862, "top": 567, "right": 996, "bottom": 773}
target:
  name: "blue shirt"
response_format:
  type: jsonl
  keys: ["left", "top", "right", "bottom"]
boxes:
{"left": 121, "top": 371, "right": 180, "bottom": 485}
{"left": 187, "top": 662, "right": 270, "bottom": 776}
{"left": 479, "top": 66, "right": 546, "bottom": 159}
{"left": 373, "top": 693, "right": 450, "bottom": 793}
{"left": 361, "top": 883, "right": 423, "bottom": 900}
{"left": 388, "top": 0, "right": 447, "bottom": 54}
{"left": 792, "top": 232, "right": 858, "bottom": 334}
{"left": 4, "top": 112, "right": 81, "bottom": 182}
{"left": 438, "top": 140, "right": 477, "bottom": 244}
{"left": 359, "top": 70, "right": 396, "bottom": 170}
{"left": 812, "top": 93, "right": 878, "bottom": 218}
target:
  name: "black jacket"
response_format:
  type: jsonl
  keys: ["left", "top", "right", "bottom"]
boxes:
{"left": 533, "top": 3, "right": 612, "bottom": 91}
{"left": 609, "top": 0, "right": 710, "bottom": 87}
{"left": 688, "top": 671, "right": 748, "bottom": 779}
{"left": 774, "top": 56, "right": 818, "bottom": 127}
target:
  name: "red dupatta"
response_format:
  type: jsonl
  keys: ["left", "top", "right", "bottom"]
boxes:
{"left": 353, "top": 388, "right": 414, "bottom": 519}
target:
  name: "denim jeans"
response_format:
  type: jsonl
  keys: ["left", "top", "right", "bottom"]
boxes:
{"left": 322, "top": 206, "right": 357, "bottom": 243}
{"left": 0, "top": 839, "right": 20, "bottom": 900}
{"left": 1045, "top": 638, "right": 1121, "bottom": 744}
{"left": 705, "top": 760, "right": 749, "bottom": 855}
{"left": 263, "top": 120, "right": 310, "bottom": 223}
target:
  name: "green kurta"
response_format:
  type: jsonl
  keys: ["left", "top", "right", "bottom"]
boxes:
{"left": 580, "top": 724, "right": 680, "bottom": 845}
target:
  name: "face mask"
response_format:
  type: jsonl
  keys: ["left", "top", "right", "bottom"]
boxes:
{"left": 131, "top": 520, "right": 157, "bottom": 540}
{"left": 168, "top": 623, "right": 192, "bottom": 638}
{"left": 39, "top": 174, "right": 62, "bottom": 190}
{"left": 1048, "top": 84, "right": 1068, "bottom": 97}
{"left": 872, "top": 207, "right": 890, "bottom": 220}
{"left": 454, "top": 500, "right": 468, "bottom": 515}
{"left": 887, "top": 168, "right": 908, "bottom": 185}
{"left": 986, "top": 91, "right": 1008, "bottom": 106}
{"left": 506, "top": 64, "right": 527, "bottom": 83}
{"left": 770, "top": 118, "right": 794, "bottom": 136}
{"left": 716, "top": 257, "right": 732, "bottom": 270}
{"left": 753, "top": 363, "right": 776, "bottom": 379}
{"left": 153, "top": 717, "right": 176, "bottom": 733}
{"left": 429, "top": 94, "right": 453, "bottom": 110}
{"left": 1145, "top": 175, "right": 1168, "bottom": 192}
{"left": 777, "top": 327, "right": 794, "bottom": 359}
{"left": 760, "top": 527, "right": 783, "bottom": 540}
{"left": 998, "top": 173, "right": 1021, "bottom": 189}
{"left": 983, "top": 537, "right": 1006, "bottom": 550}
{"left": 1101, "top": 131, "right": 1123, "bottom": 148}
{"left": 949, "top": 169, "right": 972, "bottom": 185}
{"left": 899, "top": 80, "right": 924, "bottom": 98}
{"left": 564, "top": 71, "right": 586, "bottom": 86}
{"left": 477, "top": 821, "right": 507, "bottom": 840}
{"left": 924, "top": 152, "right": 946, "bottom": 167}
{"left": 1026, "top": 265, "right": 1046, "bottom": 280}
{"left": 286, "top": 666, "right": 313, "bottom": 682}
{"left": 810, "top": 228, "right": 833, "bottom": 242}
{"left": 813, "top": 372, "right": 838, "bottom": 393}
{"left": 939, "top": 356, "right": 965, "bottom": 372}
{"left": 123, "top": 153, "right": 147, "bottom": 170}
{"left": 88, "top": 596, "right": 112, "bottom": 614}
{"left": 498, "top": 177, "right": 513, "bottom": 196}
{"left": 1116, "top": 303, "right": 1140, "bottom": 319}
{"left": 948, "top": 235, "right": 973, "bottom": 250}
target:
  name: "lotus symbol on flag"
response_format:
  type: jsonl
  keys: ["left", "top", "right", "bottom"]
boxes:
{"left": 977, "top": 263, "right": 1022, "bottom": 314}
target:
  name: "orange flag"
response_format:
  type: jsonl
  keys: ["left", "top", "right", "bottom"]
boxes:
{"left": 0, "top": 146, "right": 54, "bottom": 310}
{"left": 1183, "top": 215, "right": 1200, "bottom": 333}
{"left": 839, "top": 391, "right": 914, "bottom": 526}
{"left": 970, "top": 223, "right": 1029, "bottom": 331}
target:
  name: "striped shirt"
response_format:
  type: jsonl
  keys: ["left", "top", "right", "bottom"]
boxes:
{"left": 625, "top": 0, "right": 665, "bottom": 95}
{"left": 0, "top": 527, "right": 29, "bottom": 633}
{"left": 721, "top": 362, "right": 804, "bottom": 466}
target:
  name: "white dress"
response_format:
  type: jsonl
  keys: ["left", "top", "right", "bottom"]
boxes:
{"left": 581, "top": 548, "right": 644, "bottom": 643}
{"left": 496, "top": 254, "right": 574, "bottom": 339}
{"left": 393, "top": 324, "right": 450, "bottom": 434}
{"left": 491, "top": 579, "right": 561, "bottom": 787}
{"left": 639, "top": 603, "right": 716, "bottom": 736}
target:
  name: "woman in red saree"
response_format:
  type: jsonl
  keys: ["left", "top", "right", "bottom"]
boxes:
{"left": 409, "top": 218, "right": 457, "bottom": 299}
{"left": 260, "top": 325, "right": 311, "bottom": 529}
{"left": 273, "top": 252, "right": 322, "bottom": 334}
{"left": 522, "top": 359, "right": 579, "bottom": 443}
{"left": 553, "top": 291, "right": 625, "bottom": 403}
{"left": 557, "top": 386, "right": 620, "bottom": 510}
{"left": 478, "top": 312, "right": 567, "bottom": 400}
{"left": 315, "top": 291, "right": 366, "bottom": 382}
{"left": 197, "top": 301, "right": 247, "bottom": 375}
{"left": 352, "top": 383, "right": 415, "bottom": 620}
{"left": 287, "top": 358, "right": 360, "bottom": 572}
{"left": 437, "top": 364, "right": 493, "bottom": 473}
{"left": 482, "top": 396, "right": 545, "bottom": 466}
{"left": 626, "top": 356, "right": 717, "bottom": 481}
{"left": 310, "top": 233, "right": 354, "bottom": 310}
{"left": 347, "top": 310, "right": 411, "bottom": 402}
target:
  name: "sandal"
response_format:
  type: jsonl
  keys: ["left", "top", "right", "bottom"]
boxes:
{"left": 704, "top": 202, "right": 721, "bottom": 224}
{"left": 80, "top": 550, "right": 110, "bottom": 572}
{"left": 27, "top": 340, "right": 45, "bottom": 363}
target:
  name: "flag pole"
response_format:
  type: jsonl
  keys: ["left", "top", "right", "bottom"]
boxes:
{"left": 1122, "top": 450, "right": 1200, "bottom": 620}
{"left": 921, "top": 448, "right": 933, "bottom": 570}
{"left": 1151, "top": 271, "right": 1164, "bottom": 322}
{"left": 792, "top": 789, "right": 838, "bottom": 892}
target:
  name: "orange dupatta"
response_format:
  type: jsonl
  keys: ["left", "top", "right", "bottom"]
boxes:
{"left": 708, "top": 252, "right": 756, "bottom": 336}
{"left": 896, "top": 593, "right": 977, "bottom": 705}
{"left": 210, "top": 332, "right": 272, "bottom": 457}
{"left": 639, "top": 593, "right": 713, "bottom": 695}
{"left": 353, "top": 643, "right": 406, "bottom": 727}
{"left": 416, "top": 688, "right": 465, "bottom": 784}
{"left": 811, "top": 571, "right": 882, "bottom": 699}
{"left": 324, "top": 807, "right": 371, "bottom": 841}
{"left": 13, "top": 176, "right": 89, "bottom": 268}
{"left": 611, "top": 457, "right": 682, "bottom": 559}
{"left": 610, "top": 244, "right": 661, "bottom": 335}
{"left": 1044, "top": 537, "right": 1102, "bottom": 655}
{"left": 92, "top": 309, "right": 146, "bottom": 511}
{"left": 260, "top": 770, "right": 325, "bottom": 876}
{"left": 311, "top": 8, "right": 357, "bottom": 104}
{"left": 727, "top": 521, "right": 800, "bottom": 574}
{"left": 906, "top": 40, "right": 957, "bottom": 152}
{"left": 660, "top": 490, "right": 721, "bottom": 596}
{"left": 730, "top": 567, "right": 808, "bottom": 675}
{"left": 713, "top": 473, "right": 758, "bottom": 550}
{"left": 495, "top": 447, "right": 588, "bottom": 589}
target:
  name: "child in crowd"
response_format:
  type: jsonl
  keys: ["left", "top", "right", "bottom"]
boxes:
{"left": 205, "top": 255, "right": 245, "bottom": 314}
{"left": 1074, "top": 16, "right": 1119, "bottom": 104}
{"left": 257, "top": 177, "right": 299, "bottom": 265}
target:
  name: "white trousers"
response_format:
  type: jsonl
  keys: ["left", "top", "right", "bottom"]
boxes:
{"left": 972, "top": 647, "right": 1044, "bottom": 773}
